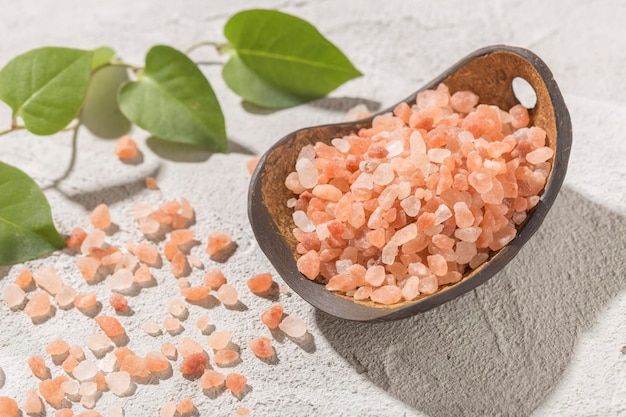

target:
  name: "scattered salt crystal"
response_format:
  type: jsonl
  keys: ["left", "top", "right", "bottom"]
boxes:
{"left": 79, "top": 382, "right": 97, "bottom": 397}
{"left": 217, "top": 284, "right": 239, "bottom": 306}
{"left": 24, "top": 291, "right": 51, "bottom": 318}
{"left": 418, "top": 275, "right": 439, "bottom": 294}
{"left": 208, "top": 331, "right": 232, "bottom": 350}
{"left": 133, "top": 203, "right": 153, "bottom": 220}
{"left": 99, "top": 352, "right": 118, "bottom": 373}
{"left": 434, "top": 204, "right": 452, "bottom": 225}
{"left": 81, "top": 229, "right": 106, "bottom": 255}
{"left": 105, "top": 371, "right": 132, "bottom": 396}
{"left": 214, "top": 349, "right": 239, "bottom": 366}
{"left": 86, "top": 333, "right": 112, "bottom": 355}
{"left": 179, "top": 352, "right": 207, "bottom": 375}
{"left": 278, "top": 315, "right": 307, "bottom": 338}
{"left": 61, "top": 380, "right": 80, "bottom": 396}
{"left": 292, "top": 211, "right": 315, "bottom": 233}
{"left": 188, "top": 254, "right": 203, "bottom": 269}
{"left": 295, "top": 157, "right": 318, "bottom": 189}
{"left": 146, "top": 351, "right": 170, "bottom": 373}
{"left": 108, "top": 403, "right": 125, "bottom": 417}
{"left": 137, "top": 319, "right": 159, "bottom": 338}
{"left": 178, "top": 337, "right": 204, "bottom": 358}
{"left": 199, "top": 369, "right": 224, "bottom": 389}
{"left": 161, "top": 342, "right": 177, "bottom": 360}
{"left": 109, "top": 269, "right": 134, "bottom": 293}
{"left": 3, "top": 284, "right": 25, "bottom": 309}
{"left": 33, "top": 267, "right": 63, "bottom": 295}
{"left": 74, "top": 292, "right": 97, "bottom": 310}
{"left": 22, "top": 389, "right": 43, "bottom": 414}
{"left": 261, "top": 304, "right": 284, "bottom": 329}
{"left": 166, "top": 299, "right": 187, "bottom": 318}
{"left": 96, "top": 315, "right": 125, "bottom": 338}
{"left": 73, "top": 360, "right": 98, "bottom": 381}
{"left": 427, "top": 254, "right": 448, "bottom": 276}
{"left": 90, "top": 204, "right": 112, "bottom": 230}
{"left": 249, "top": 337, "right": 275, "bottom": 358}
{"left": 177, "top": 398, "right": 195, "bottom": 415}
{"left": 163, "top": 317, "right": 181, "bottom": 334}
{"left": 55, "top": 285, "right": 77, "bottom": 308}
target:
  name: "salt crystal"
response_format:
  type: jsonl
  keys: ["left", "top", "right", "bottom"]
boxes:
{"left": 86, "top": 333, "right": 112, "bottom": 355}
{"left": 378, "top": 184, "right": 399, "bottom": 210}
{"left": 385, "top": 140, "right": 404, "bottom": 157}
{"left": 3, "top": 284, "right": 25, "bottom": 309}
{"left": 33, "top": 267, "right": 63, "bottom": 295}
{"left": 179, "top": 352, "right": 207, "bottom": 375}
{"left": 73, "top": 360, "right": 98, "bottom": 381}
{"left": 331, "top": 138, "right": 351, "bottom": 153}
{"left": 79, "top": 382, "right": 97, "bottom": 397}
{"left": 177, "top": 398, "right": 195, "bottom": 415}
{"left": 74, "top": 292, "right": 97, "bottom": 310}
{"left": 249, "top": 337, "right": 275, "bottom": 358}
{"left": 279, "top": 315, "right": 307, "bottom": 338}
{"left": 22, "top": 389, "right": 43, "bottom": 414}
{"left": 418, "top": 275, "right": 439, "bottom": 294}
{"left": 90, "top": 204, "right": 112, "bottom": 230}
{"left": 109, "top": 269, "right": 134, "bottom": 293}
{"left": 365, "top": 265, "right": 386, "bottom": 287}
{"left": 292, "top": 211, "right": 315, "bottom": 233}
{"left": 335, "top": 259, "right": 352, "bottom": 275}
{"left": 166, "top": 299, "right": 187, "bottom": 318}
{"left": 0, "top": 396, "right": 18, "bottom": 417}
{"left": 214, "top": 349, "right": 239, "bottom": 366}
{"left": 371, "top": 285, "right": 403, "bottom": 305}
{"left": 208, "top": 331, "right": 232, "bottom": 350}
{"left": 434, "top": 204, "right": 452, "bottom": 225}
{"left": 400, "top": 196, "right": 421, "bottom": 217}
{"left": 199, "top": 369, "right": 224, "bottom": 389}
{"left": 428, "top": 148, "right": 451, "bottom": 163}
{"left": 287, "top": 198, "right": 297, "bottom": 208}
{"left": 138, "top": 217, "right": 160, "bottom": 235}
{"left": 177, "top": 337, "right": 204, "bottom": 358}
{"left": 217, "top": 284, "right": 238, "bottom": 306}
{"left": 453, "top": 202, "right": 474, "bottom": 228}
{"left": 81, "top": 229, "right": 106, "bottom": 255}
{"left": 61, "top": 380, "right": 80, "bottom": 396}
{"left": 133, "top": 203, "right": 152, "bottom": 220}
{"left": 372, "top": 163, "right": 394, "bottom": 186}
{"left": 108, "top": 403, "right": 125, "bottom": 417}
{"left": 24, "top": 291, "right": 51, "bottom": 318}
{"left": 188, "top": 254, "right": 203, "bottom": 269}
{"left": 159, "top": 401, "right": 177, "bottom": 417}
{"left": 401, "top": 276, "right": 421, "bottom": 301}
{"left": 455, "top": 226, "right": 482, "bottom": 243}
{"left": 161, "top": 342, "right": 177, "bottom": 360}
{"left": 427, "top": 254, "right": 448, "bottom": 276}
{"left": 100, "top": 352, "right": 118, "bottom": 373}
{"left": 381, "top": 242, "right": 398, "bottom": 265}
{"left": 95, "top": 315, "right": 125, "bottom": 338}
{"left": 39, "top": 375, "right": 68, "bottom": 405}
{"left": 145, "top": 352, "right": 170, "bottom": 374}
{"left": 247, "top": 272, "right": 274, "bottom": 294}
{"left": 163, "top": 317, "right": 181, "bottom": 334}
{"left": 456, "top": 241, "right": 478, "bottom": 265}
{"left": 142, "top": 319, "right": 161, "bottom": 336}
{"left": 298, "top": 144, "right": 316, "bottom": 160}
{"left": 55, "top": 285, "right": 77, "bottom": 308}
{"left": 391, "top": 223, "right": 418, "bottom": 246}
{"left": 526, "top": 146, "right": 554, "bottom": 164}
{"left": 105, "top": 371, "right": 132, "bottom": 396}
{"left": 295, "top": 157, "right": 318, "bottom": 189}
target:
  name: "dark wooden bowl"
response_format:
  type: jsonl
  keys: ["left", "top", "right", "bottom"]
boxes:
{"left": 248, "top": 45, "right": 572, "bottom": 322}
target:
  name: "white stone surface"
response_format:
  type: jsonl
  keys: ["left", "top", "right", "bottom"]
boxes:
{"left": 0, "top": 0, "right": 625, "bottom": 416}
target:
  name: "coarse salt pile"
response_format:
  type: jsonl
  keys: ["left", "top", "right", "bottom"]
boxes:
{"left": 287, "top": 83, "right": 554, "bottom": 305}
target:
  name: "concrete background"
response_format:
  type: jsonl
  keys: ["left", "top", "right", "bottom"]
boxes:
{"left": 1, "top": 0, "right": 625, "bottom": 416}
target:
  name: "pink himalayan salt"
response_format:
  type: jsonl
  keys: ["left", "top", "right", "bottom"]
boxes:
{"left": 14, "top": 269, "right": 33, "bottom": 289}
{"left": 73, "top": 360, "right": 97, "bottom": 381}
{"left": 120, "top": 355, "right": 150, "bottom": 378}
{"left": 181, "top": 285, "right": 211, "bottom": 301}
{"left": 105, "top": 371, "right": 132, "bottom": 396}
{"left": 3, "top": 284, "right": 25, "bottom": 309}
{"left": 109, "top": 269, "right": 134, "bottom": 293}
{"left": 177, "top": 398, "right": 195, "bottom": 415}
{"left": 204, "top": 269, "right": 227, "bottom": 289}
{"left": 247, "top": 272, "right": 274, "bottom": 294}
{"left": 0, "top": 396, "right": 19, "bottom": 417}
{"left": 70, "top": 345, "right": 85, "bottom": 360}
{"left": 86, "top": 333, "right": 112, "bottom": 355}
{"left": 108, "top": 404, "right": 124, "bottom": 417}
{"left": 249, "top": 337, "right": 275, "bottom": 358}
{"left": 199, "top": 369, "right": 225, "bottom": 389}
{"left": 171, "top": 251, "right": 188, "bottom": 277}
{"left": 110, "top": 293, "right": 129, "bottom": 313}
{"left": 453, "top": 201, "right": 474, "bottom": 228}
{"left": 232, "top": 407, "right": 251, "bottom": 417}
{"left": 401, "top": 276, "right": 421, "bottom": 301}
{"left": 297, "top": 250, "right": 320, "bottom": 280}
{"left": 206, "top": 231, "right": 232, "bottom": 256}
{"left": 77, "top": 257, "right": 101, "bottom": 282}
{"left": 143, "top": 319, "right": 161, "bottom": 336}
{"left": 74, "top": 292, "right": 97, "bottom": 310}
{"left": 115, "top": 135, "right": 138, "bottom": 160}
{"left": 217, "top": 284, "right": 238, "bottom": 306}
{"left": 163, "top": 317, "right": 182, "bottom": 334}
{"left": 61, "top": 380, "right": 80, "bottom": 397}
{"left": 55, "top": 285, "right": 77, "bottom": 308}
{"left": 145, "top": 176, "right": 159, "bottom": 190}
{"left": 28, "top": 355, "right": 49, "bottom": 379}
{"left": 279, "top": 315, "right": 307, "bottom": 338}
{"left": 25, "top": 291, "right": 51, "bottom": 318}
{"left": 39, "top": 376, "right": 69, "bottom": 405}
{"left": 146, "top": 351, "right": 170, "bottom": 373}
{"left": 214, "top": 350, "right": 240, "bottom": 366}
{"left": 418, "top": 275, "right": 439, "bottom": 294}
{"left": 179, "top": 352, "right": 207, "bottom": 375}
{"left": 166, "top": 299, "right": 187, "bottom": 318}
{"left": 33, "top": 267, "right": 63, "bottom": 295}
{"left": 178, "top": 337, "right": 204, "bottom": 358}
{"left": 208, "top": 331, "right": 231, "bottom": 350}
{"left": 261, "top": 304, "right": 284, "bottom": 329}
{"left": 95, "top": 315, "right": 125, "bottom": 338}
{"left": 62, "top": 356, "right": 78, "bottom": 374}
{"left": 161, "top": 342, "right": 177, "bottom": 360}
{"left": 22, "top": 389, "right": 43, "bottom": 414}
{"left": 55, "top": 409, "right": 75, "bottom": 417}
{"left": 196, "top": 315, "right": 211, "bottom": 332}
{"left": 90, "top": 204, "right": 111, "bottom": 230}
{"left": 526, "top": 146, "right": 554, "bottom": 164}
{"left": 80, "top": 229, "right": 105, "bottom": 255}
{"left": 225, "top": 373, "right": 247, "bottom": 396}
{"left": 370, "top": 285, "right": 402, "bottom": 305}
{"left": 134, "top": 243, "right": 159, "bottom": 265}
{"left": 325, "top": 274, "right": 356, "bottom": 292}
{"left": 161, "top": 402, "right": 177, "bottom": 417}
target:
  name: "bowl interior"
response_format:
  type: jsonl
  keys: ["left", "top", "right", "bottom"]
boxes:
{"left": 248, "top": 45, "right": 572, "bottom": 321}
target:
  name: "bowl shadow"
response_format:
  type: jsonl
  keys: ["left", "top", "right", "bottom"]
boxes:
{"left": 315, "top": 187, "right": 626, "bottom": 417}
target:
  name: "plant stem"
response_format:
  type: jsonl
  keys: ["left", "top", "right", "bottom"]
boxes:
{"left": 184, "top": 41, "right": 229, "bottom": 55}
{"left": 0, "top": 125, "right": 24, "bottom": 137}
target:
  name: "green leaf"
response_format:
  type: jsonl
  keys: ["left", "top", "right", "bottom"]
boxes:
{"left": 118, "top": 45, "right": 227, "bottom": 152}
{"left": 222, "top": 52, "right": 308, "bottom": 109}
{"left": 0, "top": 162, "right": 65, "bottom": 265}
{"left": 91, "top": 46, "right": 116, "bottom": 71}
{"left": 0, "top": 47, "right": 94, "bottom": 135}
{"left": 224, "top": 9, "right": 362, "bottom": 102}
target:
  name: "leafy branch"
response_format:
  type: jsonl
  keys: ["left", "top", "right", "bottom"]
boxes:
{"left": 0, "top": 8, "right": 362, "bottom": 265}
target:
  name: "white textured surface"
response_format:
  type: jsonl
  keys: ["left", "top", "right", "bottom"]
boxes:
{"left": 1, "top": 1, "right": 625, "bottom": 416}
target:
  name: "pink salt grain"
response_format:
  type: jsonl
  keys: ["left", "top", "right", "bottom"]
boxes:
{"left": 95, "top": 315, "right": 125, "bottom": 338}
{"left": 177, "top": 398, "right": 195, "bottom": 415}
{"left": 145, "top": 176, "right": 159, "bottom": 190}
{"left": 204, "top": 269, "right": 227, "bottom": 289}
{"left": 90, "top": 204, "right": 111, "bottom": 230}
{"left": 0, "top": 396, "right": 19, "bottom": 417}
{"left": 225, "top": 373, "right": 247, "bottom": 396}
{"left": 214, "top": 349, "right": 239, "bottom": 366}
{"left": 199, "top": 369, "right": 225, "bottom": 389}
{"left": 114, "top": 135, "right": 138, "bottom": 160}
{"left": 247, "top": 272, "right": 274, "bottom": 294}
{"left": 161, "top": 342, "right": 177, "bottom": 360}
{"left": 208, "top": 330, "right": 231, "bottom": 350}
{"left": 163, "top": 317, "right": 181, "bottom": 334}
{"left": 370, "top": 285, "right": 403, "bottom": 305}
{"left": 25, "top": 291, "right": 51, "bottom": 318}
{"left": 178, "top": 337, "right": 204, "bottom": 358}
{"left": 134, "top": 243, "right": 159, "bottom": 265}
{"left": 217, "top": 284, "right": 238, "bottom": 306}
{"left": 261, "top": 304, "right": 284, "bottom": 329}
{"left": 74, "top": 292, "right": 97, "bottom": 310}
{"left": 179, "top": 352, "right": 207, "bottom": 375}
{"left": 278, "top": 315, "right": 307, "bottom": 338}
{"left": 3, "top": 284, "right": 25, "bottom": 309}
{"left": 249, "top": 337, "right": 275, "bottom": 358}
{"left": 206, "top": 231, "right": 232, "bottom": 256}
{"left": 28, "top": 355, "right": 49, "bottom": 379}
{"left": 22, "top": 389, "right": 43, "bottom": 414}
{"left": 297, "top": 250, "right": 320, "bottom": 280}
{"left": 14, "top": 269, "right": 33, "bottom": 290}
{"left": 109, "top": 293, "right": 128, "bottom": 312}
